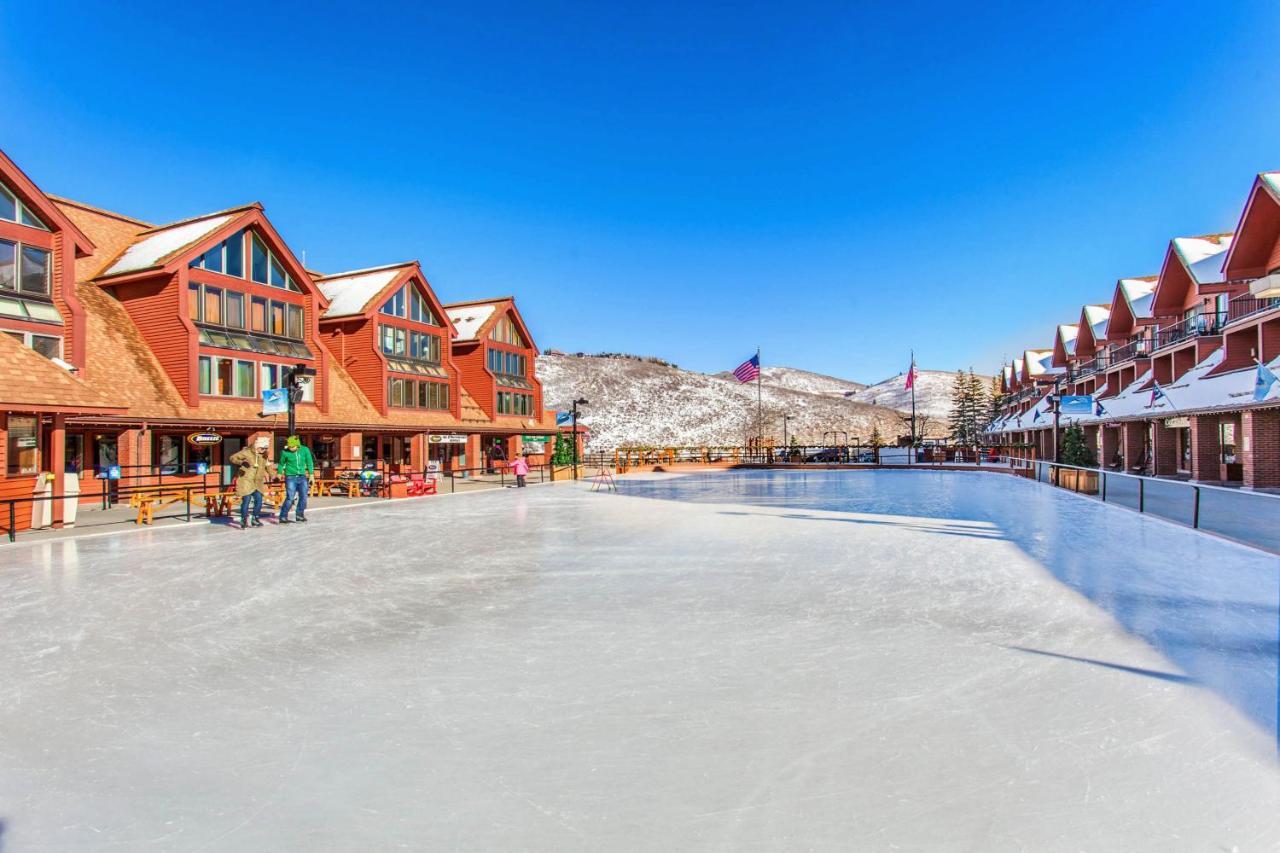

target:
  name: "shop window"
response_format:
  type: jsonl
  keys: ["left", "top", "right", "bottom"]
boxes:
{"left": 65, "top": 434, "right": 85, "bottom": 474}
{"left": 156, "top": 435, "right": 183, "bottom": 474}
{"left": 6, "top": 415, "right": 39, "bottom": 475}
{"left": 1220, "top": 423, "right": 1237, "bottom": 464}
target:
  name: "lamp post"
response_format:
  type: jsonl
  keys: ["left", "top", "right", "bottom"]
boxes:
{"left": 284, "top": 363, "right": 316, "bottom": 437}
{"left": 782, "top": 414, "right": 792, "bottom": 451}
{"left": 571, "top": 398, "right": 588, "bottom": 480}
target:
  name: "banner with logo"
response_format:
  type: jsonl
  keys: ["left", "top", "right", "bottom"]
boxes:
{"left": 1057, "top": 394, "right": 1094, "bottom": 415}
{"left": 262, "top": 387, "right": 289, "bottom": 415}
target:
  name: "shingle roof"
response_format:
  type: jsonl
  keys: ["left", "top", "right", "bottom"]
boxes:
{"left": 445, "top": 302, "right": 499, "bottom": 342}
{"left": 315, "top": 264, "right": 409, "bottom": 319}
{"left": 0, "top": 333, "right": 122, "bottom": 412}
{"left": 97, "top": 204, "right": 257, "bottom": 279}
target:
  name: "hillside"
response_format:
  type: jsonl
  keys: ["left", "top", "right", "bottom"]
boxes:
{"left": 848, "top": 370, "right": 973, "bottom": 422}
{"left": 537, "top": 353, "right": 903, "bottom": 449}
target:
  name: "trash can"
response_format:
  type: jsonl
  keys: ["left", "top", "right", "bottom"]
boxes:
{"left": 31, "top": 473, "right": 53, "bottom": 530}
{"left": 62, "top": 471, "right": 81, "bottom": 528}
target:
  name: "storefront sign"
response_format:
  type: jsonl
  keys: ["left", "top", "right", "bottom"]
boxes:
{"left": 428, "top": 434, "right": 468, "bottom": 444}
{"left": 521, "top": 435, "right": 549, "bottom": 453}
{"left": 1164, "top": 417, "right": 1190, "bottom": 429}
{"left": 187, "top": 432, "right": 223, "bottom": 446}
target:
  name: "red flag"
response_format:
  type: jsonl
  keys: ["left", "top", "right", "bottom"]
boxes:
{"left": 905, "top": 361, "right": 916, "bottom": 390}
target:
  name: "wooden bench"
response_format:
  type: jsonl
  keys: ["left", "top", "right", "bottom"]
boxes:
{"left": 130, "top": 489, "right": 196, "bottom": 525}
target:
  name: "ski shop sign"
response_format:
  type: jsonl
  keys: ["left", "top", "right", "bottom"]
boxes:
{"left": 187, "top": 432, "right": 223, "bottom": 447}
{"left": 429, "top": 434, "right": 467, "bottom": 445}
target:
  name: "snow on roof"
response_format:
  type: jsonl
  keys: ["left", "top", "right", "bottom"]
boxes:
{"left": 446, "top": 303, "right": 497, "bottom": 341}
{"left": 1118, "top": 279, "right": 1156, "bottom": 320}
{"left": 1262, "top": 172, "right": 1280, "bottom": 199}
{"left": 1172, "top": 236, "right": 1232, "bottom": 286}
{"left": 1057, "top": 324, "right": 1079, "bottom": 356}
{"left": 1023, "top": 349, "right": 1058, "bottom": 377}
{"left": 1082, "top": 304, "right": 1110, "bottom": 340}
{"left": 316, "top": 266, "right": 405, "bottom": 318}
{"left": 103, "top": 213, "right": 236, "bottom": 276}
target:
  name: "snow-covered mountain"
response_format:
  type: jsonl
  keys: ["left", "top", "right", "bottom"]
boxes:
{"left": 537, "top": 353, "right": 902, "bottom": 449}
{"left": 847, "top": 370, "right": 981, "bottom": 422}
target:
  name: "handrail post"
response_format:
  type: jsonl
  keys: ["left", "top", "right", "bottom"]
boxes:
{"left": 1138, "top": 477, "right": 1145, "bottom": 513}
{"left": 1101, "top": 470, "right": 1107, "bottom": 502}
{"left": 185, "top": 487, "right": 191, "bottom": 522}
{"left": 1192, "top": 485, "right": 1200, "bottom": 529}
{"left": 8, "top": 500, "right": 14, "bottom": 543}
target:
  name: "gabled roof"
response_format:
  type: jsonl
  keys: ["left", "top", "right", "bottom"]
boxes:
{"left": 1171, "top": 234, "right": 1232, "bottom": 286}
{"left": 1057, "top": 324, "right": 1078, "bottom": 356}
{"left": 444, "top": 300, "right": 500, "bottom": 341}
{"left": 1022, "top": 349, "right": 1058, "bottom": 379}
{"left": 97, "top": 204, "right": 258, "bottom": 278}
{"left": 0, "top": 147, "right": 97, "bottom": 256}
{"left": 1011, "top": 357, "right": 1025, "bottom": 383}
{"left": 1223, "top": 172, "right": 1280, "bottom": 280}
{"left": 315, "top": 263, "right": 414, "bottom": 319}
{"left": 0, "top": 333, "right": 123, "bottom": 413}
{"left": 1117, "top": 278, "right": 1156, "bottom": 320}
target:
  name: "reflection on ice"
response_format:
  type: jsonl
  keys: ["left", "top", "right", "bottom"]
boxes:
{"left": 620, "top": 470, "right": 1280, "bottom": 742}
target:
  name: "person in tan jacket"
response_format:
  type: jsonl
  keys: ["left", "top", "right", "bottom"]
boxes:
{"left": 229, "top": 437, "right": 276, "bottom": 529}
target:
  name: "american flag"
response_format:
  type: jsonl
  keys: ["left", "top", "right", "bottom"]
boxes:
{"left": 732, "top": 353, "right": 760, "bottom": 383}
{"left": 905, "top": 360, "right": 917, "bottom": 390}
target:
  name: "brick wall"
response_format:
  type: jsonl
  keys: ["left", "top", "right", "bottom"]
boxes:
{"left": 1189, "top": 415, "right": 1221, "bottom": 482}
{"left": 1241, "top": 409, "right": 1280, "bottom": 488}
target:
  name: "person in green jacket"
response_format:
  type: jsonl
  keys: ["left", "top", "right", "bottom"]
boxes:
{"left": 278, "top": 435, "right": 315, "bottom": 523}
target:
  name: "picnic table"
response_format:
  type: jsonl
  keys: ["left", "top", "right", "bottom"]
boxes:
{"left": 128, "top": 486, "right": 200, "bottom": 525}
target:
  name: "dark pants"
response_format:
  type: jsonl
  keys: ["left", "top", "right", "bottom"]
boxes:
{"left": 239, "top": 491, "right": 263, "bottom": 526}
{"left": 281, "top": 475, "right": 308, "bottom": 519}
{"left": 516, "top": 474, "right": 526, "bottom": 488}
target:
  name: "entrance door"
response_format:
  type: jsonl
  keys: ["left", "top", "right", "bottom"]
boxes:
{"left": 93, "top": 433, "right": 120, "bottom": 503}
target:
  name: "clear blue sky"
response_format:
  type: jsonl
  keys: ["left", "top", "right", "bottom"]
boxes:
{"left": 3, "top": 2, "right": 1279, "bottom": 382}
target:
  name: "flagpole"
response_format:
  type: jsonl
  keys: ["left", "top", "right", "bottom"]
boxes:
{"left": 756, "top": 347, "right": 762, "bottom": 450}
{"left": 909, "top": 350, "right": 916, "bottom": 464}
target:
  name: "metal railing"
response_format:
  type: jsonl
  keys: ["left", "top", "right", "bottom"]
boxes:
{"left": 1108, "top": 337, "right": 1151, "bottom": 365}
{"left": 1024, "top": 458, "right": 1280, "bottom": 554}
{"left": 594, "top": 445, "right": 1011, "bottom": 472}
{"left": 1073, "top": 353, "right": 1109, "bottom": 377}
{"left": 1225, "top": 292, "right": 1280, "bottom": 325}
{"left": 1153, "top": 311, "right": 1227, "bottom": 351}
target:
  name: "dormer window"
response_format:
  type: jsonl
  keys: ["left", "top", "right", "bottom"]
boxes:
{"left": 379, "top": 284, "right": 439, "bottom": 325}
{"left": 490, "top": 316, "right": 523, "bottom": 347}
{"left": 0, "top": 181, "right": 49, "bottom": 231}
{"left": 190, "top": 229, "right": 299, "bottom": 291}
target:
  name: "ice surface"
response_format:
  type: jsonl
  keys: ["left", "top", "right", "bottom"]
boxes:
{"left": 0, "top": 471, "right": 1277, "bottom": 850}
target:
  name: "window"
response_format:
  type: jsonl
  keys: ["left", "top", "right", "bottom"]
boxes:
{"left": 1221, "top": 422, "right": 1237, "bottom": 464}
{"left": 19, "top": 246, "right": 49, "bottom": 294}
{"left": 409, "top": 287, "right": 438, "bottom": 324}
{"left": 188, "top": 284, "right": 201, "bottom": 320}
{"left": 226, "top": 231, "right": 244, "bottom": 277}
{"left": 157, "top": 435, "right": 183, "bottom": 474}
{"left": 0, "top": 182, "right": 48, "bottom": 230}
{"left": 215, "top": 357, "right": 234, "bottom": 396}
{"left": 234, "top": 360, "right": 255, "bottom": 397}
{"left": 65, "top": 433, "right": 84, "bottom": 474}
{"left": 380, "top": 285, "right": 407, "bottom": 318}
{"left": 491, "top": 315, "right": 524, "bottom": 346}
{"left": 287, "top": 304, "right": 303, "bottom": 340}
{"left": 199, "top": 355, "right": 213, "bottom": 394}
{"left": 6, "top": 414, "right": 39, "bottom": 475}
{"left": 0, "top": 239, "right": 51, "bottom": 297}
{"left": 260, "top": 362, "right": 280, "bottom": 392}
{"left": 226, "top": 291, "right": 245, "bottom": 329}
{"left": 270, "top": 301, "right": 285, "bottom": 336}
{"left": 0, "top": 329, "right": 62, "bottom": 360}
{"left": 251, "top": 233, "right": 270, "bottom": 284}
{"left": 387, "top": 378, "right": 449, "bottom": 409}
{"left": 203, "top": 286, "right": 223, "bottom": 325}
{"left": 487, "top": 348, "right": 526, "bottom": 377}
{"left": 497, "top": 391, "right": 533, "bottom": 416}
{"left": 409, "top": 331, "right": 440, "bottom": 363}
{"left": 251, "top": 296, "right": 267, "bottom": 332}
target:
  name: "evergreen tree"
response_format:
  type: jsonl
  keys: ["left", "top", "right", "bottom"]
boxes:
{"left": 551, "top": 433, "right": 575, "bottom": 465}
{"left": 988, "top": 375, "right": 1004, "bottom": 422}
{"left": 1060, "top": 425, "right": 1097, "bottom": 467}
{"left": 949, "top": 368, "right": 991, "bottom": 447}
{"left": 869, "top": 424, "right": 884, "bottom": 448}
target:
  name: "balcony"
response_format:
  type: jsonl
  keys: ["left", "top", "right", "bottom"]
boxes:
{"left": 1073, "top": 354, "right": 1109, "bottom": 378}
{"left": 1153, "top": 311, "right": 1227, "bottom": 351}
{"left": 1108, "top": 337, "right": 1151, "bottom": 366}
{"left": 1225, "top": 292, "right": 1280, "bottom": 325}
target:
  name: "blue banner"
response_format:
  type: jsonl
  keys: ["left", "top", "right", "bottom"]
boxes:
{"left": 1058, "top": 394, "right": 1094, "bottom": 415}
{"left": 262, "top": 387, "right": 289, "bottom": 415}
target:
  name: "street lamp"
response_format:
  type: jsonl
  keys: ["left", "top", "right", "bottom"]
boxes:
{"left": 782, "top": 414, "right": 792, "bottom": 451}
{"left": 571, "top": 398, "right": 588, "bottom": 480}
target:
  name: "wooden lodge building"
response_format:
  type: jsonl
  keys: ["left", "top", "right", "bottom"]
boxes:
{"left": 0, "top": 146, "right": 559, "bottom": 528}
{"left": 988, "top": 171, "right": 1280, "bottom": 490}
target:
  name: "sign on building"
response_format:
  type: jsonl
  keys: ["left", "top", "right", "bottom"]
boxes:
{"left": 261, "top": 387, "right": 289, "bottom": 415}
{"left": 428, "top": 434, "right": 468, "bottom": 445}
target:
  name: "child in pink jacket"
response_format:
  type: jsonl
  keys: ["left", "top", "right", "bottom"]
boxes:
{"left": 509, "top": 455, "right": 530, "bottom": 488}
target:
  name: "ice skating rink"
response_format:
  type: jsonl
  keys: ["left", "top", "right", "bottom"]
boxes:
{"left": 0, "top": 470, "right": 1277, "bottom": 850}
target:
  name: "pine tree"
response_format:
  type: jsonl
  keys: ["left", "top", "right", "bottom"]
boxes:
{"left": 869, "top": 424, "right": 884, "bottom": 448}
{"left": 1060, "top": 425, "right": 1097, "bottom": 467}
{"left": 551, "top": 433, "right": 575, "bottom": 465}
{"left": 988, "top": 375, "right": 1004, "bottom": 422}
{"left": 949, "top": 368, "right": 990, "bottom": 447}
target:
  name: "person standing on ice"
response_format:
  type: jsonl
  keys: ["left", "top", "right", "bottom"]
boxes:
{"left": 277, "top": 435, "right": 314, "bottom": 523}
{"left": 509, "top": 453, "right": 530, "bottom": 488}
{"left": 228, "top": 437, "right": 275, "bottom": 529}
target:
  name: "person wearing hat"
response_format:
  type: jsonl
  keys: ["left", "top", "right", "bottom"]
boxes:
{"left": 228, "top": 437, "right": 276, "bottom": 529}
{"left": 278, "top": 435, "right": 315, "bottom": 523}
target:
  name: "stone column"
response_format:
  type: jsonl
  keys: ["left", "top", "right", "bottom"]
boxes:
{"left": 1189, "top": 415, "right": 1221, "bottom": 483}
{"left": 1241, "top": 409, "right": 1280, "bottom": 489}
